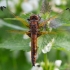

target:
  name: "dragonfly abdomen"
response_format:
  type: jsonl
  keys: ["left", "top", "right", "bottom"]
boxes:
{"left": 30, "top": 22, "right": 38, "bottom": 66}
{"left": 31, "top": 34, "right": 37, "bottom": 66}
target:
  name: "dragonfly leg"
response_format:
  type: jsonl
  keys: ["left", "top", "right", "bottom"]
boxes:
{"left": 37, "top": 32, "right": 42, "bottom": 37}
{"left": 26, "top": 31, "right": 31, "bottom": 37}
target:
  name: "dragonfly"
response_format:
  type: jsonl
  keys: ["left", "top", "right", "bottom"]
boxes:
{"left": 0, "top": 0, "right": 70, "bottom": 66}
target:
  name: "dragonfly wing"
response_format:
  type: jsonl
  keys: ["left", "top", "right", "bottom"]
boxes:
{"left": 1, "top": 8, "right": 29, "bottom": 27}
{"left": 39, "top": 9, "right": 70, "bottom": 32}
{"left": 0, "top": 20, "right": 30, "bottom": 51}
{"left": 4, "top": 17, "right": 29, "bottom": 27}
{"left": 48, "top": 10, "right": 70, "bottom": 33}
{"left": 0, "top": 7, "right": 30, "bottom": 51}
{"left": 39, "top": 15, "right": 57, "bottom": 27}
{"left": 40, "top": 0, "right": 51, "bottom": 14}
{"left": 49, "top": 18, "right": 62, "bottom": 28}
{"left": 0, "top": 19, "right": 29, "bottom": 31}
{"left": 0, "top": 29, "right": 30, "bottom": 51}
{"left": 7, "top": 30, "right": 29, "bottom": 34}
{"left": 38, "top": 30, "right": 70, "bottom": 54}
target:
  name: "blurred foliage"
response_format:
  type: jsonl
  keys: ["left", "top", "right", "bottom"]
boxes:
{"left": 0, "top": 0, "right": 70, "bottom": 70}
{"left": 0, "top": 49, "right": 31, "bottom": 70}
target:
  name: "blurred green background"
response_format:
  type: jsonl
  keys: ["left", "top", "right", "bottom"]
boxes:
{"left": 0, "top": 0, "right": 70, "bottom": 70}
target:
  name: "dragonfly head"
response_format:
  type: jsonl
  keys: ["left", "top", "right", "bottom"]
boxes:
{"left": 27, "top": 15, "right": 41, "bottom": 21}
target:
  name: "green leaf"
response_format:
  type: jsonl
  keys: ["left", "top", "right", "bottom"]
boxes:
{"left": 38, "top": 34, "right": 54, "bottom": 54}
{"left": 54, "top": 32, "right": 70, "bottom": 51}
{"left": 38, "top": 31, "right": 70, "bottom": 54}
{"left": 0, "top": 30, "right": 30, "bottom": 51}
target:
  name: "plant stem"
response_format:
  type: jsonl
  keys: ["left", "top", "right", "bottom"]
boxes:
{"left": 49, "top": 63, "right": 54, "bottom": 70}
{"left": 44, "top": 53, "right": 48, "bottom": 70}
{"left": 6, "top": 0, "right": 8, "bottom": 7}
{"left": 13, "top": 58, "right": 17, "bottom": 70}
{"left": 67, "top": 51, "right": 70, "bottom": 64}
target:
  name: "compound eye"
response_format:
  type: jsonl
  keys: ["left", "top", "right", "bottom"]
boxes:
{"left": 32, "top": 17, "right": 38, "bottom": 20}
